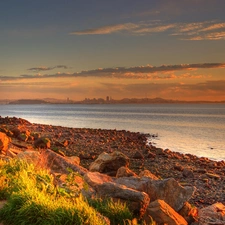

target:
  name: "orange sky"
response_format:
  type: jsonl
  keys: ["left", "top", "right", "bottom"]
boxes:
{"left": 1, "top": 65, "right": 225, "bottom": 101}
{"left": 1, "top": 1, "right": 225, "bottom": 101}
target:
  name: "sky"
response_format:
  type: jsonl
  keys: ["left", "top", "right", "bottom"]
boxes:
{"left": 0, "top": 0, "right": 225, "bottom": 101}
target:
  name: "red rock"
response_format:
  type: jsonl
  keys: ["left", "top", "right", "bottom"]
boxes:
{"left": 144, "top": 199, "right": 188, "bottom": 225}
{"left": 0, "top": 132, "right": 10, "bottom": 152}
{"left": 198, "top": 202, "right": 225, "bottom": 225}
{"left": 89, "top": 151, "right": 129, "bottom": 176}
{"left": 139, "top": 169, "right": 159, "bottom": 180}
{"left": 116, "top": 166, "right": 137, "bottom": 178}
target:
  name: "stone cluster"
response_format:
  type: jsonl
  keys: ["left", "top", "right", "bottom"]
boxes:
{"left": 0, "top": 116, "right": 225, "bottom": 224}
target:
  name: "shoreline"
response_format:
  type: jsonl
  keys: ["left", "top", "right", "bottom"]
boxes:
{"left": 0, "top": 116, "right": 224, "bottom": 208}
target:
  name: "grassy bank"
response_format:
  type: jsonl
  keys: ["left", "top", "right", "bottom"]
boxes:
{"left": 0, "top": 159, "right": 153, "bottom": 225}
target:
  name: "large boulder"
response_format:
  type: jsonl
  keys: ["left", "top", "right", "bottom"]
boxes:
{"left": 0, "top": 132, "right": 10, "bottom": 152}
{"left": 144, "top": 199, "right": 188, "bottom": 225}
{"left": 65, "top": 156, "right": 80, "bottom": 165}
{"left": 39, "top": 149, "right": 87, "bottom": 175}
{"left": 116, "top": 176, "right": 195, "bottom": 211}
{"left": 84, "top": 172, "right": 150, "bottom": 218}
{"left": 89, "top": 151, "right": 129, "bottom": 176}
{"left": 198, "top": 202, "right": 225, "bottom": 225}
{"left": 17, "top": 150, "right": 41, "bottom": 165}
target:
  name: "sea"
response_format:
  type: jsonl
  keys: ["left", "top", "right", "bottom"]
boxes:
{"left": 0, "top": 103, "right": 224, "bottom": 161}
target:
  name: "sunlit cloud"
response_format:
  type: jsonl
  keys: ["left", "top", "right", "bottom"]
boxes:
{"left": 1, "top": 63, "right": 224, "bottom": 81}
{"left": 181, "top": 31, "right": 225, "bottom": 40}
{"left": 200, "top": 22, "right": 225, "bottom": 32}
{"left": 134, "top": 24, "right": 175, "bottom": 34}
{"left": 70, "top": 23, "right": 138, "bottom": 35}
{"left": 70, "top": 20, "right": 225, "bottom": 41}
{"left": 28, "top": 65, "right": 68, "bottom": 72}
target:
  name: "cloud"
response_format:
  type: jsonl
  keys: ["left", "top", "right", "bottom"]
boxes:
{"left": 134, "top": 24, "right": 175, "bottom": 34}
{"left": 172, "top": 21, "right": 225, "bottom": 40}
{"left": 180, "top": 31, "right": 225, "bottom": 40}
{"left": 70, "top": 20, "right": 225, "bottom": 40}
{"left": 70, "top": 23, "right": 138, "bottom": 35}
{"left": 28, "top": 65, "right": 68, "bottom": 72}
{"left": 1, "top": 63, "right": 224, "bottom": 81}
{"left": 200, "top": 23, "right": 225, "bottom": 32}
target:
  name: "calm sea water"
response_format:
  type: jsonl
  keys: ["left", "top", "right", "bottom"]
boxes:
{"left": 0, "top": 103, "right": 225, "bottom": 161}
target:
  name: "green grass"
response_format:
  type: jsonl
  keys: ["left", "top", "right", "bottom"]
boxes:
{"left": 0, "top": 158, "right": 155, "bottom": 225}
{"left": 88, "top": 198, "right": 133, "bottom": 225}
{"left": 0, "top": 159, "right": 106, "bottom": 225}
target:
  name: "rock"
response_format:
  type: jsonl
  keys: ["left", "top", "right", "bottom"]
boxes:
{"left": 83, "top": 171, "right": 113, "bottom": 188}
{"left": 183, "top": 168, "right": 194, "bottom": 178}
{"left": 206, "top": 172, "right": 221, "bottom": 180}
{"left": 79, "top": 152, "right": 95, "bottom": 160}
{"left": 17, "top": 150, "right": 41, "bottom": 165}
{"left": 63, "top": 140, "right": 69, "bottom": 147}
{"left": 5, "top": 147, "right": 24, "bottom": 158}
{"left": 198, "top": 202, "right": 225, "bottom": 225}
{"left": 84, "top": 172, "right": 150, "bottom": 218}
{"left": 116, "top": 177, "right": 196, "bottom": 211}
{"left": 178, "top": 202, "right": 198, "bottom": 224}
{"left": 147, "top": 151, "right": 156, "bottom": 158}
{"left": 31, "top": 132, "right": 41, "bottom": 140}
{"left": 0, "top": 132, "right": 10, "bottom": 152}
{"left": 39, "top": 149, "right": 87, "bottom": 175}
{"left": 7, "top": 148, "right": 22, "bottom": 155}
{"left": 116, "top": 166, "right": 137, "bottom": 178}
{"left": 139, "top": 170, "right": 159, "bottom": 180}
{"left": 10, "top": 127, "right": 20, "bottom": 137}
{"left": 133, "top": 151, "right": 144, "bottom": 159}
{"left": 66, "top": 156, "right": 80, "bottom": 165}
{"left": 89, "top": 151, "right": 129, "bottom": 176}
{"left": 17, "top": 133, "right": 29, "bottom": 142}
{"left": 55, "top": 141, "right": 65, "bottom": 147}
{"left": 174, "top": 163, "right": 184, "bottom": 171}
{"left": 34, "top": 137, "right": 51, "bottom": 149}
{"left": 143, "top": 199, "right": 188, "bottom": 225}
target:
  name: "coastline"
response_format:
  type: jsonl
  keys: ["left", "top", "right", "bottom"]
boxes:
{"left": 0, "top": 116, "right": 224, "bottom": 208}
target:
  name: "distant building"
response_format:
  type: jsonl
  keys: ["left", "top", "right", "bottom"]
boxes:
{"left": 106, "top": 96, "right": 110, "bottom": 101}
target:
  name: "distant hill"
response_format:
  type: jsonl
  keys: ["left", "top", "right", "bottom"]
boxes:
{"left": 3, "top": 97, "right": 225, "bottom": 105}
{"left": 9, "top": 99, "right": 48, "bottom": 104}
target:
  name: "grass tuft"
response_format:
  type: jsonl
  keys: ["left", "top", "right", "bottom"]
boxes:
{"left": 0, "top": 158, "right": 156, "bottom": 225}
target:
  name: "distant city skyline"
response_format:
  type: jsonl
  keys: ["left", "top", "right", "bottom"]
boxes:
{"left": 0, "top": 1, "right": 225, "bottom": 101}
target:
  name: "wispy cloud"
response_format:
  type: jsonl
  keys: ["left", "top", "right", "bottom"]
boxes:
{"left": 1, "top": 63, "right": 224, "bottom": 81}
{"left": 28, "top": 65, "right": 68, "bottom": 72}
{"left": 181, "top": 31, "right": 225, "bottom": 41}
{"left": 70, "top": 23, "right": 138, "bottom": 35}
{"left": 174, "top": 21, "right": 225, "bottom": 40}
{"left": 70, "top": 20, "right": 225, "bottom": 40}
{"left": 200, "top": 23, "right": 225, "bottom": 32}
{"left": 134, "top": 24, "right": 175, "bottom": 34}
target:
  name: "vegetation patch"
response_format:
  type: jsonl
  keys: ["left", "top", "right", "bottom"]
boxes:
{"left": 0, "top": 159, "right": 153, "bottom": 224}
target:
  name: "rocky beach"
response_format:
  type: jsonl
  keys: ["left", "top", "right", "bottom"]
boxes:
{"left": 0, "top": 116, "right": 225, "bottom": 224}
